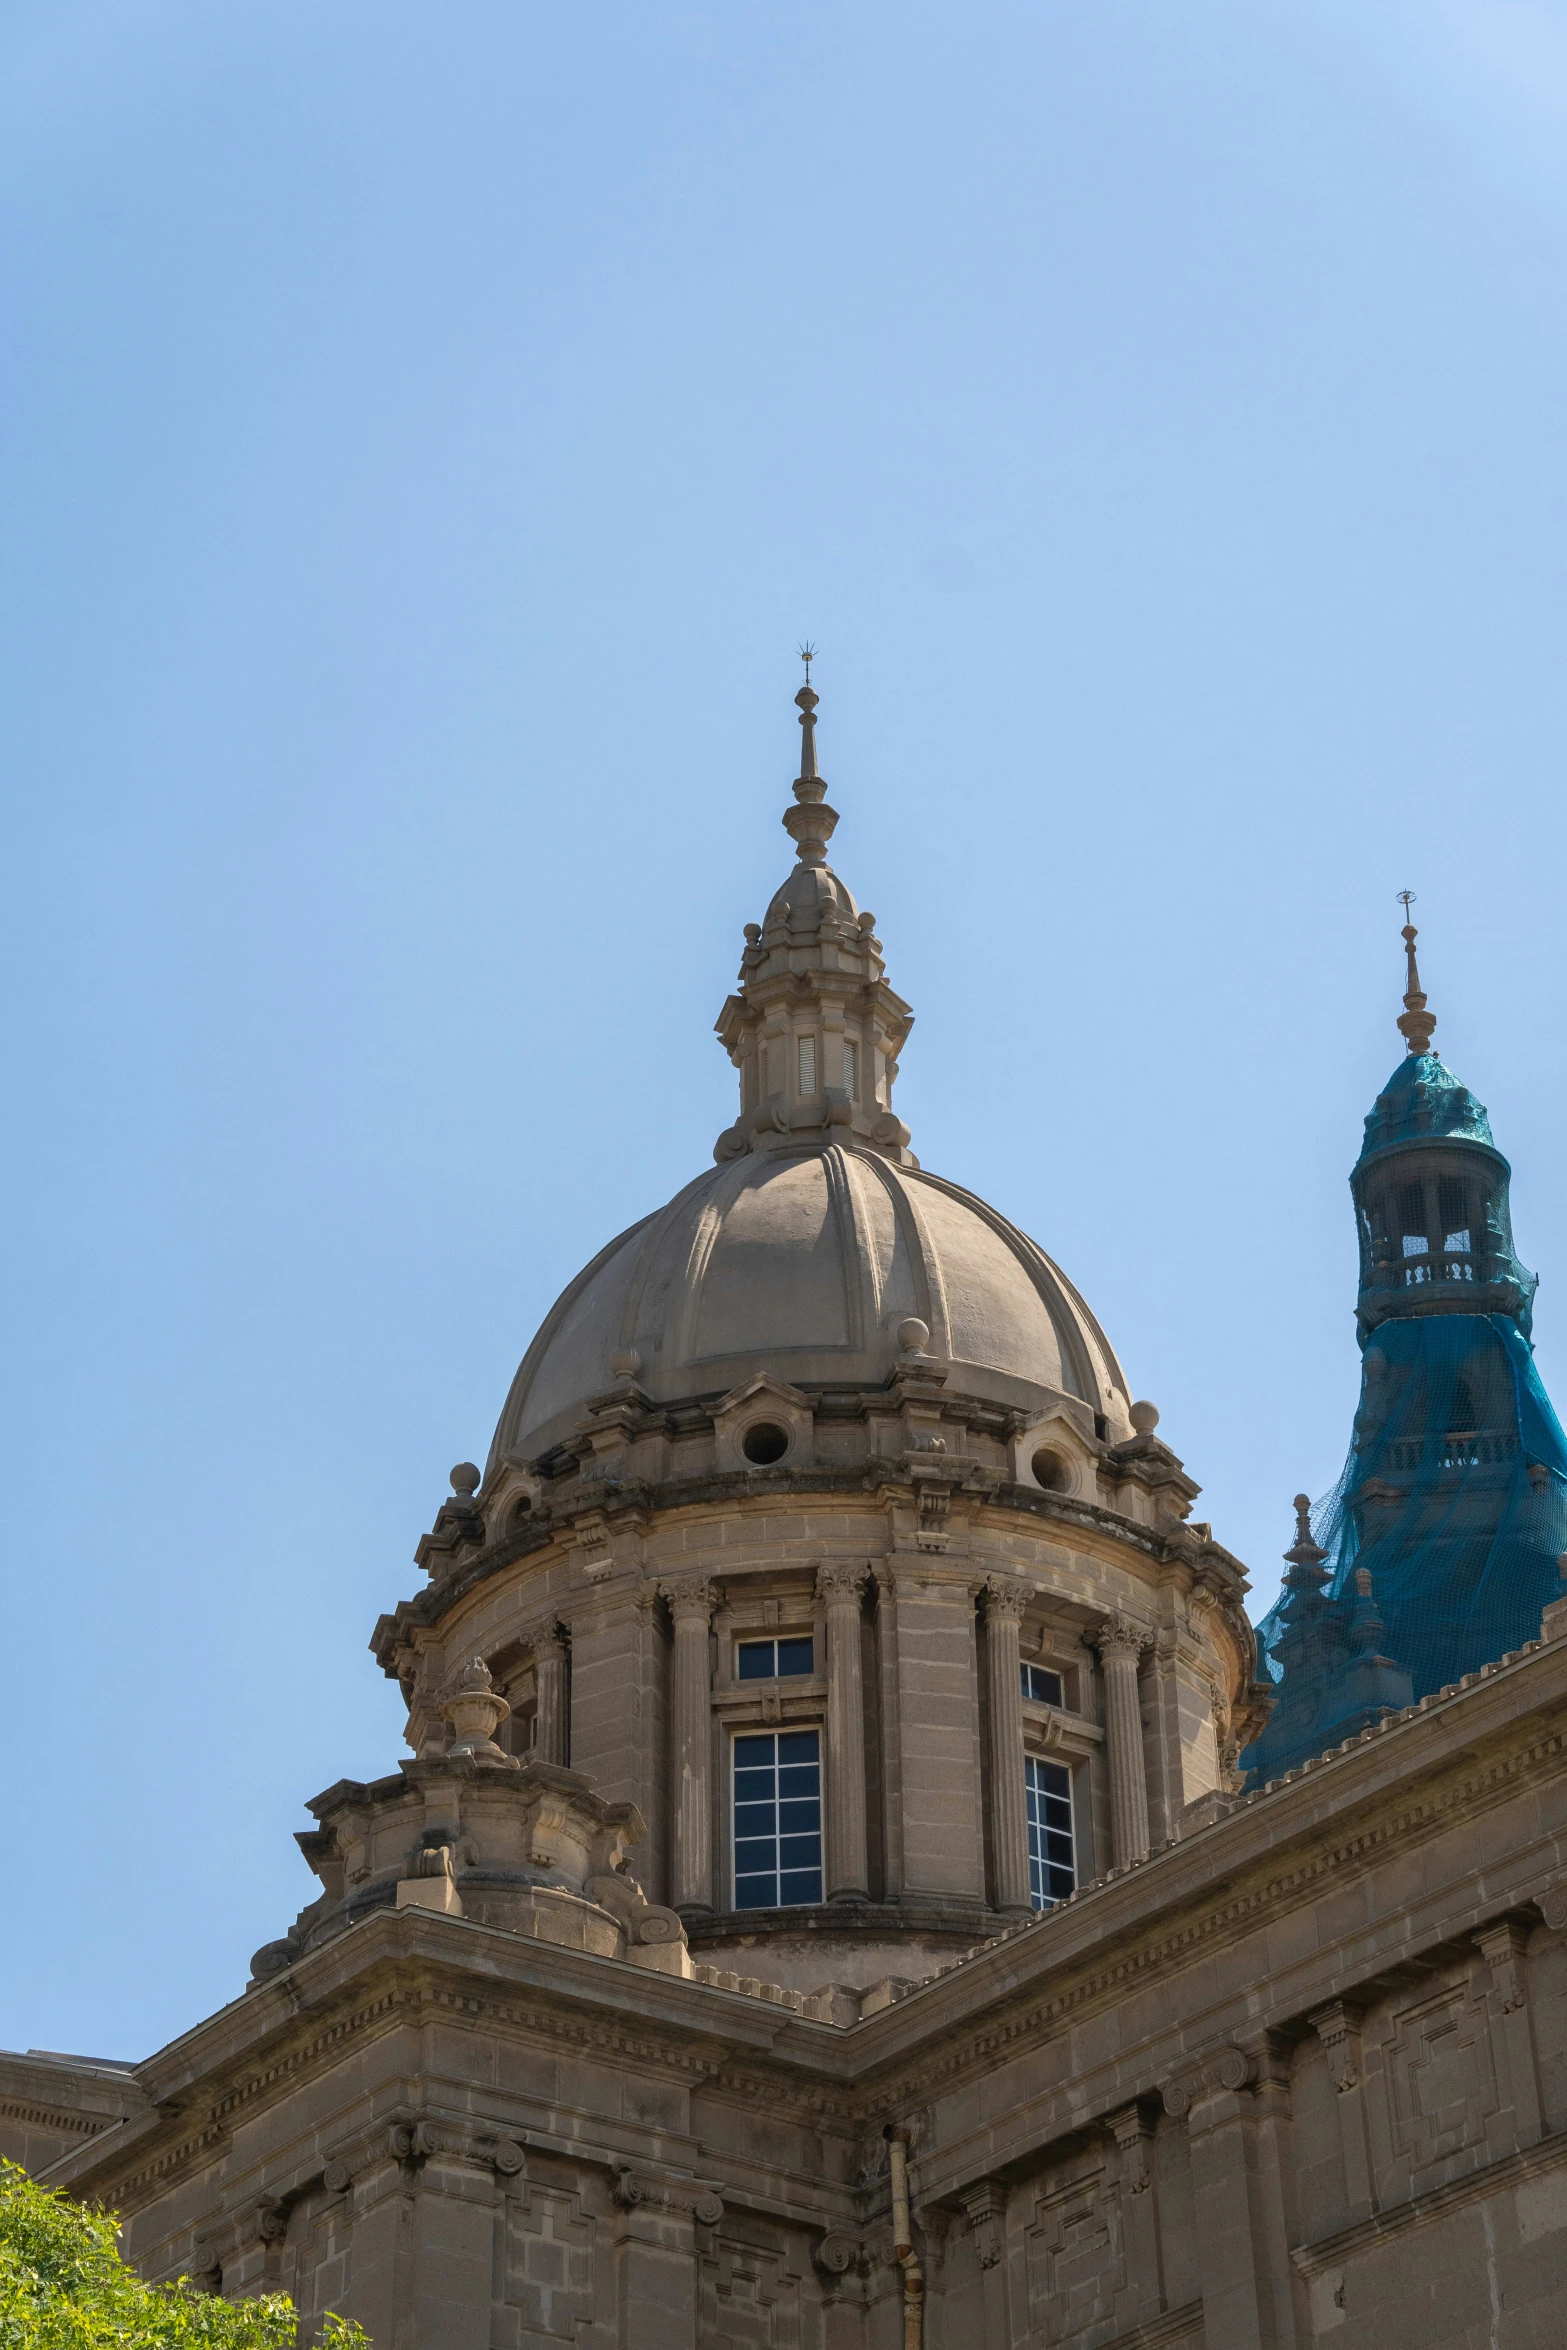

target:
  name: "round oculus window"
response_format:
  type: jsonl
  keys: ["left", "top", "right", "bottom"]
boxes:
{"left": 1030, "top": 1448, "right": 1069, "bottom": 1492}
{"left": 741, "top": 1421, "right": 790, "bottom": 1466}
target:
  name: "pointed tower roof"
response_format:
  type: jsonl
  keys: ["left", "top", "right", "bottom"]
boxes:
{"left": 1356, "top": 907, "right": 1495, "bottom": 1169}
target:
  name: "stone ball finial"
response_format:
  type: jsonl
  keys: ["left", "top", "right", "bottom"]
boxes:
{"left": 858, "top": 910, "right": 876, "bottom": 932}
{"left": 450, "top": 1462, "right": 481, "bottom": 1498}
{"left": 896, "top": 1316, "right": 930, "bottom": 1358}
{"left": 1129, "top": 1400, "right": 1160, "bottom": 1436}
{"left": 609, "top": 1347, "right": 642, "bottom": 1379}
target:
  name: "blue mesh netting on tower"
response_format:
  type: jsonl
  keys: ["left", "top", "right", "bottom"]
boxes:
{"left": 1244, "top": 1313, "right": 1567, "bottom": 1784}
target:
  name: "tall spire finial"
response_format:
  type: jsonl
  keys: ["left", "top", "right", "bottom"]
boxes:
{"left": 783, "top": 652, "right": 838, "bottom": 866}
{"left": 1394, "top": 890, "right": 1437, "bottom": 1057}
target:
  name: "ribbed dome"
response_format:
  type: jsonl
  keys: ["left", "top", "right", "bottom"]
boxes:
{"left": 488, "top": 1140, "right": 1132, "bottom": 1468}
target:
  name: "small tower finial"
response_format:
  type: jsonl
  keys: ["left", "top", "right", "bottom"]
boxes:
{"left": 783, "top": 651, "right": 838, "bottom": 866}
{"left": 1394, "top": 891, "right": 1437, "bottom": 1057}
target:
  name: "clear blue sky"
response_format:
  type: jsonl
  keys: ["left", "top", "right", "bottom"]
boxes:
{"left": 5, "top": 1, "right": 1566, "bottom": 2060}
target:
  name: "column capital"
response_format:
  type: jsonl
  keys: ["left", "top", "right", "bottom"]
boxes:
{"left": 982, "top": 1574, "right": 1028, "bottom": 1623}
{"left": 659, "top": 1576, "right": 718, "bottom": 1623}
{"left": 1093, "top": 1613, "right": 1152, "bottom": 1662}
{"left": 816, "top": 1562, "right": 869, "bottom": 1606}
{"left": 531, "top": 1621, "right": 568, "bottom": 1666}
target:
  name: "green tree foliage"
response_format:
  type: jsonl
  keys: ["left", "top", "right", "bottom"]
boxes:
{"left": 0, "top": 2162, "right": 368, "bottom": 2349}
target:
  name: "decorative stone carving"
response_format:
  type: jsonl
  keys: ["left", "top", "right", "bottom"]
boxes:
{"left": 1162, "top": 2044, "right": 1256, "bottom": 2117}
{"left": 1106, "top": 2104, "right": 1155, "bottom": 2192}
{"left": 813, "top": 2230, "right": 859, "bottom": 2279}
{"left": 1308, "top": 1999, "right": 1363, "bottom": 2092}
{"left": 444, "top": 1656, "right": 512, "bottom": 1758}
{"left": 389, "top": 2117, "right": 526, "bottom": 2175}
{"left": 961, "top": 2179, "right": 1006, "bottom": 2268}
{"left": 1476, "top": 1918, "right": 1530, "bottom": 2013}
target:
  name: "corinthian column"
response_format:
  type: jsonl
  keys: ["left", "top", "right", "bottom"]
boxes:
{"left": 660, "top": 1579, "right": 717, "bottom": 1912}
{"left": 817, "top": 1564, "right": 870, "bottom": 1901}
{"left": 983, "top": 1577, "right": 1031, "bottom": 1913}
{"left": 534, "top": 1625, "right": 568, "bottom": 1766}
{"left": 1096, "top": 1617, "right": 1152, "bottom": 1868}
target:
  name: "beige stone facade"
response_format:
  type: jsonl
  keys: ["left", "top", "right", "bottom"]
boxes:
{"left": 6, "top": 684, "right": 1566, "bottom": 2348}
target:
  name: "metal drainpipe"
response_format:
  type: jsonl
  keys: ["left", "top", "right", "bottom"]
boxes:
{"left": 884, "top": 2125, "right": 924, "bottom": 2350}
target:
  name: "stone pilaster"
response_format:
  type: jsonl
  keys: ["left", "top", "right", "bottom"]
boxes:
{"left": 1164, "top": 2042, "right": 1300, "bottom": 2350}
{"left": 1108, "top": 2103, "right": 1164, "bottom": 2323}
{"left": 872, "top": 1564, "right": 905, "bottom": 1899}
{"left": 1095, "top": 1616, "right": 1152, "bottom": 1869}
{"left": 960, "top": 2180, "right": 1011, "bottom": 2346}
{"left": 818, "top": 1564, "right": 870, "bottom": 1901}
{"left": 661, "top": 1578, "right": 717, "bottom": 1912}
{"left": 1307, "top": 2000, "right": 1374, "bottom": 2224}
{"left": 982, "top": 1577, "right": 1031, "bottom": 1914}
{"left": 535, "top": 1626, "right": 568, "bottom": 1767}
{"left": 1476, "top": 1918, "right": 1544, "bottom": 2147}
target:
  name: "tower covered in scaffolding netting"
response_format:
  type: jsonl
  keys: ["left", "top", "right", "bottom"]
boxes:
{"left": 1242, "top": 920, "right": 1567, "bottom": 1785}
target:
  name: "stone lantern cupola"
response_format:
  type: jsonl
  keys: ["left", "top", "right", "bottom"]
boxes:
{"left": 712, "top": 679, "right": 916, "bottom": 1167}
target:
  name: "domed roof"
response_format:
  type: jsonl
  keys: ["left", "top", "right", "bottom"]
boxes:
{"left": 486, "top": 678, "right": 1132, "bottom": 1472}
{"left": 489, "top": 1140, "right": 1132, "bottom": 1468}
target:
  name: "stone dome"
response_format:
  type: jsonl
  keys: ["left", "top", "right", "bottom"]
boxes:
{"left": 488, "top": 1139, "right": 1132, "bottom": 1468}
{"left": 487, "top": 679, "right": 1134, "bottom": 1473}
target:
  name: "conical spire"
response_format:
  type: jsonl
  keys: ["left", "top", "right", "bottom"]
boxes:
{"left": 1395, "top": 893, "right": 1437, "bottom": 1057}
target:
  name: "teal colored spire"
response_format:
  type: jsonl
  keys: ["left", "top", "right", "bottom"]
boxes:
{"left": 1243, "top": 910, "right": 1567, "bottom": 1785}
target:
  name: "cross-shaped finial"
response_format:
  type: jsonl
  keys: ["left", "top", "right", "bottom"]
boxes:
{"left": 798, "top": 641, "right": 817, "bottom": 687}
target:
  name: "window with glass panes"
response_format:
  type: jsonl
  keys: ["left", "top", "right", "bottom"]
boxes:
{"left": 1024, "top": 1755, "right": 1075, "bottom": 1909}
{"left": 733, "top": 1730, "right": 822, "bottom": 1908}
{"left": 736, "top": 1637, "right": 814, "bottom": 1681}
{"left": 1020, "top": 1662, "right": 1063, "bottom": 1707}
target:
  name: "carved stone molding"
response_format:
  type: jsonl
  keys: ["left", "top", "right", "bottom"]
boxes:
{"left": 610, "top": 2164, "right": 722, "bottom": 2225}
{"left": 960, "top": 2178, "right": 1007, "bottom": 2267}
{"left": 388, "top": 2117, "right": 526, "bottom": 2176}
{"left": 1107, "top": 2103, "right": 1156, "bottom": 2192}
{"left": 1161, "top": 2044, "right": 1256, "bottom": 2117}
{"left": 1308, "top": 2000, "right": 1364, "bottom": 2093}
{"left": 1475, "top": 1918, "right": 1531, "bottom": 2013}
{"left": 1537, "top": 1879, "right": 1567, "bottom": 1933}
